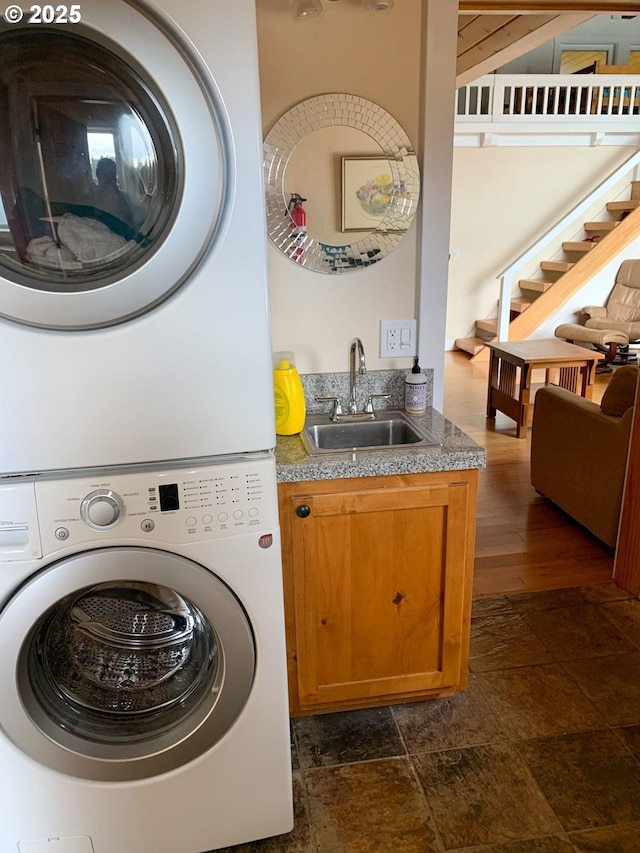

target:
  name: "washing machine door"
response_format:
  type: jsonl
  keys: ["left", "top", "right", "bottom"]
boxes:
{"left": 0, "top": 547, "right": 255, "bottom": 781}
{"left": 0, "top": 1, "right": 228, "bottom": 329}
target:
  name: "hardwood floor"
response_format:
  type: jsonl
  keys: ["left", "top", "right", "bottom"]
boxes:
{"left": 443, "top": 350, "right": 614, "bottom": 598}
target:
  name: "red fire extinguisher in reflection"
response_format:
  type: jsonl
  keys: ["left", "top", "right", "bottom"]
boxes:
{"left": 286, "top": 193, "right": 307, "bottom": 264}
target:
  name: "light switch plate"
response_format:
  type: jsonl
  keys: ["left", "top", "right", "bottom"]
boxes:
{"left": 379, "top": 319, "right": 417, "bottom": 358}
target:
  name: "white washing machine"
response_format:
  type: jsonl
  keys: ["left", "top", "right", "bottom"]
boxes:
{"left": 0, "top": 0, "right": 275, "bottom": 475}
{"left": 0, "top": 454, "right": 293, "bottom": 853}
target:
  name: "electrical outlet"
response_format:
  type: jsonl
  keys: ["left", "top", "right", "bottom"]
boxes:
{"left": 379, "top": 319, "right": 417, "bottom": 358}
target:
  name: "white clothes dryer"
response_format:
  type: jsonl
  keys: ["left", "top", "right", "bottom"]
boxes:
{"left": 0, "top": 0, "right": 275, "bottom": 475}
{"left": 0, "top": 454, "right": 293, "bottom": 853}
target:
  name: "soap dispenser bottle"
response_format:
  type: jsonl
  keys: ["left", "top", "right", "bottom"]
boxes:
{"left": 273, "top": 351, "right": 306, "bottom": 435}
{"left": 404, "top": 357, "right": 427, "bottom": 414}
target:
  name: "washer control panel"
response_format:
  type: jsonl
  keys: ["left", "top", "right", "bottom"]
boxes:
{"left": 26, "top": 456, "right": 278, "bottom": 553}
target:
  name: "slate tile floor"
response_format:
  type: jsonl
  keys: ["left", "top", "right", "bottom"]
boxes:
{"left": 216, "top": 584, "right": 640, "bottom": 853}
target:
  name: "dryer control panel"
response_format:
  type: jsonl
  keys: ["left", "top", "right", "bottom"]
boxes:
{"left": 19, "top": 456, "right": 279, "bottom": 555}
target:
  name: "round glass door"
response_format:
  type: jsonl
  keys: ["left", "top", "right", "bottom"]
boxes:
{"left": 0, "top": 28, "right": 178, "bottom": 291}
{"left": 0, "top": 548, "right": 255, "bottom": 781}
{"left": 27, "top": 581, "right": 218, "bottom": 745}
{"left": 0, "top": 2, "right": 228, "bottom": 329}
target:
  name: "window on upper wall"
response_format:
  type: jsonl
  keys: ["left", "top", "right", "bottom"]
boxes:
{"left": 559, "top": 49, "right": 610, "bottom": 74}
{"left": 629, "top": 50, "right": 640, "bottom": 69}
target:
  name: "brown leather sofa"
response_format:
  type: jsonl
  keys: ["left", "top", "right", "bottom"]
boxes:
{"left": 531, "top": 365, "right": 638, "bottom": 548}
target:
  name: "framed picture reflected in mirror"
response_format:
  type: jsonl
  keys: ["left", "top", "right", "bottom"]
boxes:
{"left": 341, "top": 156, "right": 408, "bottom": 233}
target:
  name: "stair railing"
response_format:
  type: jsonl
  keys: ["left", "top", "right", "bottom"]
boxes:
{"left": 494, "top": 148, "right": 640, "bottom": 341}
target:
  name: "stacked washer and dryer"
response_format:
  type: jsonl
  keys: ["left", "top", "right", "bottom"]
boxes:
{"left": 0, "top": 2, "right": 293, "bottom": 852}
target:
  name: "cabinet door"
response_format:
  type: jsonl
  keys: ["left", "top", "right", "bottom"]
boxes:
{"left": 289, "top": 482, "right": 470, "bottom": 709}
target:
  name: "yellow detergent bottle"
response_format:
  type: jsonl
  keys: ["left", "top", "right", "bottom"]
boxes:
{"left": 273, "top": 351, "right": 306, "bottom": 435}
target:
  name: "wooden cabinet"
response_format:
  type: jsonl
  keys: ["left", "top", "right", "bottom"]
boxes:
{"left": 278, "top": 470, "right": 478, "bottom": 715}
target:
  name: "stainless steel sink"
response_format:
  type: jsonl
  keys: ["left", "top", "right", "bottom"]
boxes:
{"left": 300, "top": 410, "right": 441, "bottom": 455}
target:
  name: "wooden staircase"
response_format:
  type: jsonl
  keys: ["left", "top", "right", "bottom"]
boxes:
{"left": 455, "top": 180, "right": 640, "bottom": 358}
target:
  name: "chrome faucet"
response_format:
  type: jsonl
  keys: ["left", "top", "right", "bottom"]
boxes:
{"left": 348, "top": 337, "right": 366, "bottom": 414}
{"left": 316, "top": 337, "right": 388, "bottom": 421}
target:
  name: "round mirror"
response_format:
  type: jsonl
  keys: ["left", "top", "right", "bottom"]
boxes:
{"left": 263, "top": 94, "right": 420, "bottom": 274}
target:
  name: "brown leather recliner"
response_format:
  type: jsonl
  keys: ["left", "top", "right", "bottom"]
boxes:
{"left": 582, "top": 258, "right": 640, "bottom": 343}
{"left": 531, "top": 365, "right": 638, "bottom": 549}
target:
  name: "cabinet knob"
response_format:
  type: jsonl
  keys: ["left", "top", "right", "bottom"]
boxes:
{"left": 296, "top": 504, "right": 311, "bottom": 518}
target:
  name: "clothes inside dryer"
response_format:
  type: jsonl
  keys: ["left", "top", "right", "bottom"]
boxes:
{"left": 28, "top": 582, "right": 219, "bottom": 744}
{"left": 0, "top": 27, "right": 180, "bottom": 289}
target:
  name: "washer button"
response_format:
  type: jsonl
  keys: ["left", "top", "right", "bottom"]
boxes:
{"left": 233, "top": 510, "right": 244, "bottom": 520}
{"left": 217, "top": 512, "right": 228, "bottom": 522}
{"left": 141, "top": 519, "right": 155, "bottom": 532}
{"left": 55, "top": 527, "right": 69, "bottom": 541}
{"left": 248, "top": 507, "right": 259, "bottom": 518}
{"left": 186, "top": 516, "right": 197, "bottom": 527}
{"left": 202, "top": 514, "right": 213, "bottom": 525}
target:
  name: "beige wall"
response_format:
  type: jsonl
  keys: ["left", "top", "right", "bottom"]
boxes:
{"left": 256, "top": 0, "right": 424, "bottom": 374}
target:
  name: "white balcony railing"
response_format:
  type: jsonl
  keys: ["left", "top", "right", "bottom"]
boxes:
{"left": 457, "top": 73, "right": 640, "bottom": 125}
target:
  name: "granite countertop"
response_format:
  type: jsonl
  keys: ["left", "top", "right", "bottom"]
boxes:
{"left": 275, "top": 407, "right": 486, "bottom": 483}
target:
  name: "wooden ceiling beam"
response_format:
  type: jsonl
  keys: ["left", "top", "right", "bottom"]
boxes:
{"left": 458, "top": 13, "right": 554, "bottom": 63}
{"left": 458, "top": 14, "right": 521, "bottom": 52}
{"left": 458, "top": 13, "right": 481, "bottom": 33}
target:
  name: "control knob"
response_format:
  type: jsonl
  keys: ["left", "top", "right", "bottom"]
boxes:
{"left": 81, "top": 490, "right": 125, "bottom": 530}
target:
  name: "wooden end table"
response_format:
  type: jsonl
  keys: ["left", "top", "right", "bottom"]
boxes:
{"left": 486, "top": 339, "right": 604, "bottom": 438}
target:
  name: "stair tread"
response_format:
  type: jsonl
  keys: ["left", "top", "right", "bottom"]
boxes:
{"left": 519, "top": 279, "right": 554, "bottom": 293}
{"left": 510, "top": 296, "right": 535, "bottom": 313}
{"left": 584, "top": 221, "right": 619, "bottom": 232}
{"left": 606, "top": 199, "right": 640, "bottom": 212}
{"left": 562, "top": 241, "right": 596, "bottom": 253}
{"left": 540, "top": 261, "right": 574, "bottom": 272}
{"left": 476, "top": 318, "right": 498, "bottom": 333}
{"left": 455, "top": 337, "right": 487, "bottom": 356}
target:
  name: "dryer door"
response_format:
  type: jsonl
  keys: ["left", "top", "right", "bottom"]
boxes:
{"left": 0, "top": 547, "right": 255, "bottom": 781}
{"left": 0, "top": 1, "right": 228, "bottom": 329}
